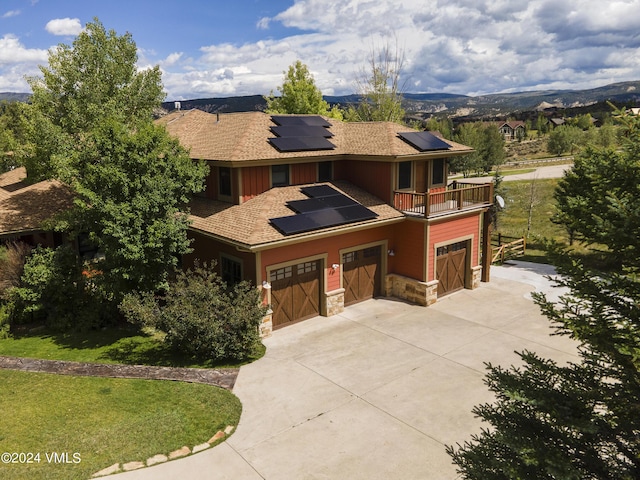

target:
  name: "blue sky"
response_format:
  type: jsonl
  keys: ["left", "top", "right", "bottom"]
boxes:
{"left": 2, "top": 0, "right": 640, "bottom": 101}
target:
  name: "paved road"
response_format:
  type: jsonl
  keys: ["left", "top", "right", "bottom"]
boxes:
{"left": 459, "top": 163, "right": 572, "bottom": 183}
{"left": 110, "top": 261, "right": 577, "bottom": 480}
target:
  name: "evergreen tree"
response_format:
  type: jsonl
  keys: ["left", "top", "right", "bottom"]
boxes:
{"left": 447, "top": 108, "right": 640, "bottom": 480}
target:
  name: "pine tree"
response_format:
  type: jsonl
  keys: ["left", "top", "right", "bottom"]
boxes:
{"left": 447, "top": 108, "right": 640, "bottom": 479}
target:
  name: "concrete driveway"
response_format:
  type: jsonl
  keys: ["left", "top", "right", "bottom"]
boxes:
{"left": 111, "top": 262, "right": 579, "bottom": 480}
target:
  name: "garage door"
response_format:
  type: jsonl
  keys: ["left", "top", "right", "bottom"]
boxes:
{"left": 343, "top": 246, "right": 382, "bottom": 306}
{"left": 270, "top": 260, "right": 321, "bottom": 329}
{"left": 436, "top": 241, "right": 467, "bottom": 297}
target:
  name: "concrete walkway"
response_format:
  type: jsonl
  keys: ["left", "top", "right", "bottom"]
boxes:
{"left": 110, "top": 261, "right": 578, "bottom": 480}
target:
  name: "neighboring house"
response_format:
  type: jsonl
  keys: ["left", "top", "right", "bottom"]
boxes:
{"left": 159, "top": 110, "right": 494, "bottom": 335}
{"left": 498, "top": 121, "right": 526, "bottom": 141}
{"left": 0, "top": 167, "right": 73, "bottom": 248}
{"left": 548, "top": 117, "right": 565, "bottom": 129}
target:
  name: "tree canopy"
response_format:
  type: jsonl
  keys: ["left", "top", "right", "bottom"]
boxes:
{"left": 345, "top": 42, "right": 406, "bottom": 123}
{"left": 447, "top": 108, "right": 640, "bottom": 479}
{"left": 18, "top": 18, "right": 207, "bottom": 307}
{"left": 264, "top": 60, "right": 342, "bottom": 119}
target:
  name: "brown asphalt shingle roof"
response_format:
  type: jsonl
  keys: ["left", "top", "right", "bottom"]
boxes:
{"left": 0, "top": 167, "right": 74, "bottom": 235}
{"left": 158, "top": 110, "right": 473, "bottom": 162}
{"left": 189, "top": 181, "right": 403, "bottom": 249}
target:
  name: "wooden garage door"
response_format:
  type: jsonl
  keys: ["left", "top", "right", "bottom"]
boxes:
{"left": 343, "top": 246, "right": 382, "bottom": 306}
{"left": 436, "top": 241, "right": 467, "bottom": 297}
{"left": 270, "top": 260, "right": 321, "bottom": 329}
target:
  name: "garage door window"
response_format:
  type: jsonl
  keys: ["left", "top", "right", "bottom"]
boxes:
{"left": 270, "top": 265, "right": 293, "bottom": 282}
{"left": 297, "top": 261, "right": 317, "bottom": 275}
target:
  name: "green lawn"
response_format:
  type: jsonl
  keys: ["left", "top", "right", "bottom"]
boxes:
{"left": 0, "top": 326, "right": 264, "bottom": 368}
{"left": 0, "top": 327, "right": 263, "bottom": 480}
{"left": 0, "top": 370, "right": 241, "bottom": 480}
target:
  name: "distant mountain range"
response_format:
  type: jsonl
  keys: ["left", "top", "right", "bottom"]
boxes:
{"left": 161, "top": 81, "right": 640, "bottom": 120}
{"left": 4, "top": 80, "right": 640, "bottom": 120}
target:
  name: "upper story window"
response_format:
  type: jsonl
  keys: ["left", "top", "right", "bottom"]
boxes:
{"left": 398, "top": 161, "right": 412, "bottom": 190}
{"left": 218, "top": 167, "right": 232, "bottom": 198}
{"left": 431, "top": 158, "right": 446, "bottom": 186}
{"left": 318, "top": 161, "right": 332, "bottom": 182}
{"left": 271, "top": 164, "right": 290, "bottom": 187}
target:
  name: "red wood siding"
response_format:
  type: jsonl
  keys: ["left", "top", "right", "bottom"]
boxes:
{"left": 390, "top": 220, "right": 425, "bottom": 281}
{"left": 427, "top": 214, "right": 480, "bottom": 282}
{"left": 335, "top": 160, "right": 392, "bottom": 203}
{"left": 241, "top": 166, "right": 270, "bottom": 203}
{"left": 184, "top": 231, "right": 257, "bottom": 284}
{"left": 291, "top": 163, "right": 317, "bottom": 185}
{"left": 260, "top": 225, "right": 395, "bottom": 292}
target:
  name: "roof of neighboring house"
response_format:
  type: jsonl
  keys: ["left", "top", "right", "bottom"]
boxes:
{"left": 0, "top": 167, "right": 74, "bottom": 235}
{"left": 549, "top": 118, "right": 565, "bottom": 126}
{"left": 157, "top": 110, "right": 473, "bottom": 164}
{"left": 498, "top": 121, "right": 526, "bottom": 130}
{"left": 188, "top": 180, "right": 404, "bottom": 249}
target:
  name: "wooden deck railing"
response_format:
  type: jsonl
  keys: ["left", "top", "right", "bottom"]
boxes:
{"left": 393, "top": 182, "right": 493, "bottom": 218}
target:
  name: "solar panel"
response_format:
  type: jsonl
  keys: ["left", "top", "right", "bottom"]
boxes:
{"left": 287, "top": 194, "right": 357, "bottom": 213}
{"left": 271, "top": 115, "right": 331, "bottom": 127}
{"left": 271, "top": 204, "right": 378, "bottom": 235}
{"left": 300, "top": 185, "right": 341, "bottom": 198}
{"left": 398, "top": 131, "right": 451, "bottom": 151}
{"left": 270, "top": 125, "right": 333, "bottom": 138}
{"left": 269, "top": 136, "right": 335, "bottom": 152}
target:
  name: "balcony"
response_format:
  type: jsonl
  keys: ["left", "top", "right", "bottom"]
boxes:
{"left": 393, "top": 182, "right": 493, "bottom": 218}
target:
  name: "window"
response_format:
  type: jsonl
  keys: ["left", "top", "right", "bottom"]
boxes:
{"left": 318, "top": 161, "right": 332, "bottom": 182}
{"left": 431, "top": 158, "right": 445, "bottom": 186}
{"left": 398, "top": 161, "right": 412, "bottom": 190}
{"left": 218, "top": 167, "right": 232, "bottom": 197}
{"left": 270, "top": 265, "right": 293, "bottom": 282}
{"left": 297, "top": 261, "right": 317, "bottom": 275}
{"left": 221, "top": 255, "right": 242, "bottom": 285}
{"left": 271, "top": 164, "right": 290, "bottom": 187}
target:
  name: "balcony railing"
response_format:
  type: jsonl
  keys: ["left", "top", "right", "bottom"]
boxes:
{"left": 393, "top": 182, "right": 493, "bottom": 218}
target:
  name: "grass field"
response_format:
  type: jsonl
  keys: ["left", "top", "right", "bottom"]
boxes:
{"left": 0, "top": 369, "right": 241, "bottom": 480}
{"left": 495, "top": 178, "right": 569, "bottom": 262}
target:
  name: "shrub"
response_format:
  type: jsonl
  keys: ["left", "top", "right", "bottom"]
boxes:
{"left": 0, "top": 242, "right": 31, "bottom": 300}
{"left": 121, "top": 262, "right": 267, "bottom": 362}
{"left": 11, "top": 245, "right": 109, "bottom": 330}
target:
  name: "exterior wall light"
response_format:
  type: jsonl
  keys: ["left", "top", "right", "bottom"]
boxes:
{"left": 388, "top": 249, "right": 395, "bottom": 257}
{"left": 262, "top": 281, "right": 272, "bottom": 289}
{"left": 332, "top": 263, "right": 339, "bottom": 270}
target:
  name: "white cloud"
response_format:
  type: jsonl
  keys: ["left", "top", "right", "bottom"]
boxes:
{"left": 257, "top": 17, "right": 270, "bottom": 29}
{"left": 45, "top": 18, "right": 82, "bottom": 36}
{"left": 0, "top": 34, "right": 48, "bottom": 65}
{"left": 2, "top": 10, "right": 21, "bottom": 18}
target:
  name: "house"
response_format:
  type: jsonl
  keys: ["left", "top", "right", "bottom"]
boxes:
{"left": 498, "top": 121, "right": 526, "bottom": 141}
{"left": 159, "top": 110, "right": 494, "bottom": 335}
{"left": 547, "top": 117, "right": 565, "bottom": 129}
{"left": 0, "top": 167, "right": 73, "bottom": 248}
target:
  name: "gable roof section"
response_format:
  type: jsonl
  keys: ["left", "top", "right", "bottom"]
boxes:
{"left": 189, "top": 181, "right": 403, "bottom": 250}
{"left": 158, "top": 110, "right": 473, "bottom": 163}
{"left": 0, "top": 167, "right": 74, "bottom": 235}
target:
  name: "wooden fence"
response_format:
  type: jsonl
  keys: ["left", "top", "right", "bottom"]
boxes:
{"left": 491, "top": 234, "right": 526, "bottom": 264}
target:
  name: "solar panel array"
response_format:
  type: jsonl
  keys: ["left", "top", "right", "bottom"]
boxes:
{"left": 398, "top": 131, "right": 451, "bottom": 151}
{"left": 270, "top": 186, "right": 378, "bottom": 235}
{"left": 268, "top": 116, "right": 336, "bottom": 152}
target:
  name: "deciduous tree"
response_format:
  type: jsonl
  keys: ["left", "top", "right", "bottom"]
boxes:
{"left": 345, "top": 41, "right": 406, "bottom": 123}
{"left": 19, "top": 18, "right": 207, "bottom": 307}
{"left": 265, "top": 60, "right": 342, "bottom": 119}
